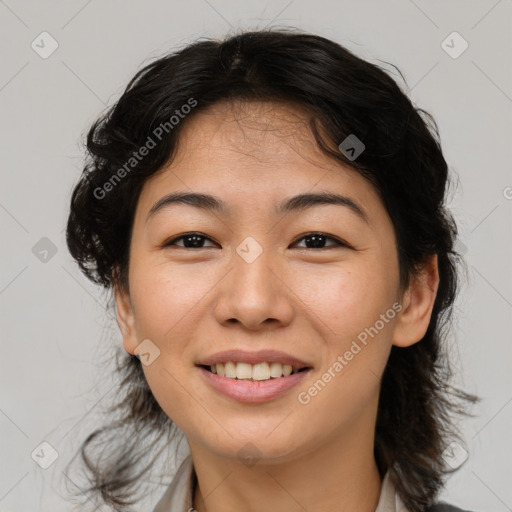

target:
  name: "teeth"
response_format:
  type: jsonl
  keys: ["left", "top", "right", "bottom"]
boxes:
{"left": 225, "top": 361, "right": 237, "bottom": 378}
{"left": 208, "top": 361, "right": 304, "bottom": 380}
{"left": 252, "top": 362, "right": 270, "bottom": 381}
{"left": 216, "top": 363, "right": 225, "bottom": 377}
{"left": 236, "top": 362, "right": 253, "bottom": 380}
{"left": 270, "top": 362, "right": 283, "bottom": 378}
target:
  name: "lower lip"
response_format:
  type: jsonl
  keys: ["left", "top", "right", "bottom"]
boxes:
{"left": 197, "top": 366, "right": 311, "bottom": 403}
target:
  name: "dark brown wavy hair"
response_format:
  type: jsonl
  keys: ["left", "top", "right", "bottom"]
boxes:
{"left": 64, "top": 27, "right": 478, "bottom": 512}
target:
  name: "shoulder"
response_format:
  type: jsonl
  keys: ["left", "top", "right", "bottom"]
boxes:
{"left": 152, "top": 455, "right": 195, "bottom": 512}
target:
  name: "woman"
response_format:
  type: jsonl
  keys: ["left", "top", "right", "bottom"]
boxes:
{"left": 65, "top": 28, "right": 478, "bottom": 512}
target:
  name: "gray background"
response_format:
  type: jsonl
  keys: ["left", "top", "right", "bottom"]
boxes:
{"left": 1, "top": 1, "right": 511, "bottom": 511}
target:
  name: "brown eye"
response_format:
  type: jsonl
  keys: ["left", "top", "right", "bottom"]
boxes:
{"left": 292, "top": 233, "right": 349, "bottom": 249}
{"left": 163, "top": 233, "right": 218, "bottom": 249}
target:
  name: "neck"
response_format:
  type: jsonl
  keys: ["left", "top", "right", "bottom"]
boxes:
{"left": 190, "top": 415, "right": 383, "bottom": 512}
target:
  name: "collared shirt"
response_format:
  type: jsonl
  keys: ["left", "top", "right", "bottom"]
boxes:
{"left": 152, "top": 455, "right": 410, "bottom": 512}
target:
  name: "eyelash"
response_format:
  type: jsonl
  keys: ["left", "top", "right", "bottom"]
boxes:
{"left": 162, "top": 232, "right": 351, "bottom": 250}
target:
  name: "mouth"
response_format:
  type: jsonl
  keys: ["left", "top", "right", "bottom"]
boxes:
{"left": 195, "top": 350, "right": 313, "bottom": 403}
{"left": 198, "top": 362, "right": 311, "bottom": 381}
{"left": 197, "top": 363, "right": 312, "bottom": 404}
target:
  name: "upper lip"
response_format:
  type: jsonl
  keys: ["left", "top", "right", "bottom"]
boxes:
{"left": 197, "top": 350, "right": 312, "bottom": 370}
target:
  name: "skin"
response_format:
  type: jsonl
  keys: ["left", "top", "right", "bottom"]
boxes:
{"left": 115, "top": 100, "right": 439, "bottom": 512}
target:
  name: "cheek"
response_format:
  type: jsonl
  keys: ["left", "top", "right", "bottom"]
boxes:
{"left": 291, "top": 256, "right": 395, "bottom": 339}
{"left": 126, "top": 263, "right": 210, "bottom": 419}
{"left": 291, "top": 264, "right": 394, "bottom": 433}
{"left": 129, "top": 260, "right": 212, "bottom": 341}
{"left": 290, "top": 254, "right": 397, "bottom": 406}
{"left": 140, "top": 362, "right": 203, "bottom": 438}
{"left": 129, "top": 265, "right": 206, "bottom": 429}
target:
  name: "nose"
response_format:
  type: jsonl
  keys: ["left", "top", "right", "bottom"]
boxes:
{"left": 213, "top": 242, "right": 294, "bottom": 331}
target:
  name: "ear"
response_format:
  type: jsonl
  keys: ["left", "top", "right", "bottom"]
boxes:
{"left": 113, "top": 282, "right": 138, "bottom": 355}
{"left": 392, "top": 254, "right": 440, "bottom": 348}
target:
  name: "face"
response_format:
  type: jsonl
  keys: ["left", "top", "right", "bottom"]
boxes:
{"left": 115, "top": 100, "right": 437, "bottom": 465}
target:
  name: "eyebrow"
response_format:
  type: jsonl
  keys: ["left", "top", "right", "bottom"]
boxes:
{"left": 146, "top": 191, "right": 369, "bottom": 224}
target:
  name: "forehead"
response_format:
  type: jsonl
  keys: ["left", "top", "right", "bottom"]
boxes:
{"left": 136, "top": 100, "right": 386, "bottom": 224}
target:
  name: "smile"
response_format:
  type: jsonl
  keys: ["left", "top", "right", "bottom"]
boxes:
{"left": 196, "top": 349, "right": 313, "bottom": 402}
{"left": 197, "top": 364, "right": 312, "bottom": 404}
{"left": 201, "top": 361, "right": 309, "bottom": 381}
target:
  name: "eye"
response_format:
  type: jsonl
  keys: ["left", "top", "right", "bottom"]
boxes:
{"left": 162, "top": 232, "right": 218, "bottom": 249}
{"left": 161, "top": 232, "right": 350, "bottom": 250}
{"left": 291, "top": 232, "right": 350, "bottom": 250}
